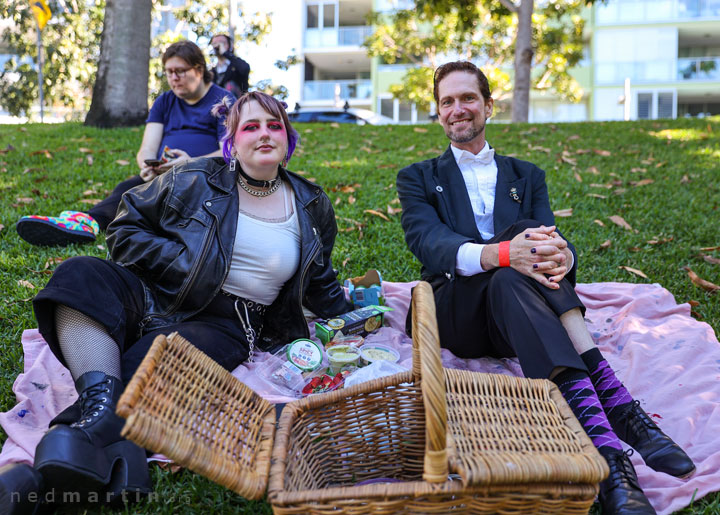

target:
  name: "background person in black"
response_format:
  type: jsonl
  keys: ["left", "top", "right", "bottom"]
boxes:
{"left": 210, "top": 34, "right": 250, "bottom": 98}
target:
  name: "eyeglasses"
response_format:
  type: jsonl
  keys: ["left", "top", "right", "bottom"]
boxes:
{"left": 164, "top": 67, "right": 192, "bottom": 79}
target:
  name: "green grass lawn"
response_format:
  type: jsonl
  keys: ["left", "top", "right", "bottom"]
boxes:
{"left": 1, "top": 117, "right": 719, "bottom": 513}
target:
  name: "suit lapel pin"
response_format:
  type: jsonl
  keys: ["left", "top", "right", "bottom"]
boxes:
{"left": 509, "top": 187, "right": 521, "bottom": 203}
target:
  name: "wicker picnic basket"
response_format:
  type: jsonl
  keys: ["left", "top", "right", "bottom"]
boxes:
{"left": 117, "top": 281, "right": 608, "bottom": 514}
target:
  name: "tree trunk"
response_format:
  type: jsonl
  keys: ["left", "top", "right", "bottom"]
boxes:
{"left": 511, "top": 0, "right": 534, "bottom": 123}
{"left": 85, "top": 0, "right": 152, "bottom": 127}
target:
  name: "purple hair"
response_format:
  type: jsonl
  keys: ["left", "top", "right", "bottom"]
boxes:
{"left": 214, "top": 92, "right": 300, "bottom": 166}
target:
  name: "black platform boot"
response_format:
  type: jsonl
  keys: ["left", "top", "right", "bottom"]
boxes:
{"left": 613, "top": 400, "right": 695, "bottom": 478}
{"left": 0, "top": 463, "right": 45, "bottom": 515}
{"left": 33, "top": 371, "right": 151, "bottom": 500}
{"left": 598, "top": 448, "right": 656, "bottom": 515}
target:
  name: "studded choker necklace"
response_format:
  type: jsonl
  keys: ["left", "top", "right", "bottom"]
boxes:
{"left": 231, "top": 159, "right": 280, "bottom": 189}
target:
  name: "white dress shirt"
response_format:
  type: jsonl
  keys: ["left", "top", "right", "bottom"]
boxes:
{"left": 453, "top": 143, "right": 573, "bottom": 276}
{"left": 453, "top": 142, "right": 497, "bottom": 276}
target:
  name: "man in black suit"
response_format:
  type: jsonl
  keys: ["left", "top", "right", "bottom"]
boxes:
{"left": 397, "top": 61, "right": 694, "bottom": 515}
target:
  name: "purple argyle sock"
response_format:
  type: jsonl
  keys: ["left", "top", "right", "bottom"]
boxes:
{"left": 581, "top": 348, "right": 634, "bottom": 422}
{"left": 553, "top": 368, "right": 623, "bottom": 452}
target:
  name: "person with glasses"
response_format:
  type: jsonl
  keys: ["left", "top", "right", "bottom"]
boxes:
{"left": 16, "top": 41, "right": 236, "bottom": 247}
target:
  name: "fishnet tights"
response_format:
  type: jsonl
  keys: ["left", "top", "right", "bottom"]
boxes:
{"left": 55, "top": 304, "right": 121, "bottom": 381}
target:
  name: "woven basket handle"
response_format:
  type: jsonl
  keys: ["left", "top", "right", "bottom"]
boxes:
{"left": 411, "top": 281, "right": 449, "bottom": 483}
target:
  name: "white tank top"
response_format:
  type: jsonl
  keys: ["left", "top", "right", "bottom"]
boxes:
{"left": 222, "top": 195, "right": 301, "bottom": 306}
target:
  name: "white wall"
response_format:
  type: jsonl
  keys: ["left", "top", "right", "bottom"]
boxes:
{"left": 594, "top": 88, "right": 627, "bottom": 120}
{"left": 595, "top": 27, "right": 678, "bottom": 85}
{"left": 237, "top": 0, "right": 304, "bottom": 107}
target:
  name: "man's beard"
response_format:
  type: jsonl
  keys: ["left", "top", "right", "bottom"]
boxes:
{"left": 446, "top": 126, "right": 481, "bottom": 144}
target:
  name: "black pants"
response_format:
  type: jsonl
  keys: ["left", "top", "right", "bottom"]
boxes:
{"left": 33, "top": 256, "right": 257, "bottom": 385}
{"left": 411, "top": 220, "right": 587, "bottom": 380}
{"left": 87, "top": 175, "right": 145, "bottom": 231}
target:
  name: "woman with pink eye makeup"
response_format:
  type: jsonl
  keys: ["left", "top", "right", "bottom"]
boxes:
{"left": 1, "top": 91, "right": 352, "bottom": 510}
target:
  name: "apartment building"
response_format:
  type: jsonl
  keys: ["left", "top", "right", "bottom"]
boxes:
{"left": 590, "top": 0, "right": 720, "bottom": 121}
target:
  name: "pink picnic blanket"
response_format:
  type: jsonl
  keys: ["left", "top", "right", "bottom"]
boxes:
{"left": 1, "top": 281, "right": 718, "bottom": 514}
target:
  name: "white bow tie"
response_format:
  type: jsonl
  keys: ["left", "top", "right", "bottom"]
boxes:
{"left": 459, "top": 148, "right": 495, "bottom": 166}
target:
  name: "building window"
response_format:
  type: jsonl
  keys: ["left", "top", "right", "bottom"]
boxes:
{"left": 637, "top": 93, "right": 653, "bottom": 119}
{"left": 323, "top": 3, "right": 335, "bottom": 28}
{"left": 636, "top": 90, "right": 676, "bottom": 119}
{"left": 307, "top": 5, "right": 319, "bottom": 28}
{"left": 377, "top": 95, "right": 430, "bottom": 123}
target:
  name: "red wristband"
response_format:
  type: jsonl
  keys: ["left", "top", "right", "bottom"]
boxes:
{"left": 498, "top": 241, "right": 511, "bottom": 267}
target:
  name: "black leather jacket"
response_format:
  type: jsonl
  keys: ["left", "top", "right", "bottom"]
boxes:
{"left": 106, "top": 157, "right": 351, "bottom": 351}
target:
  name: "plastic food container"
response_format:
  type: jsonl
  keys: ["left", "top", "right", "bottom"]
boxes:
{"left": 327, "top": 344, "right": 360, "bottom": 375}
{"left": 359, "top": 345, "right": 400, "bottom": 367}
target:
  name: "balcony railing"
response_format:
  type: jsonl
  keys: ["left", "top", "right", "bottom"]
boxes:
{"left": 596, "top": 0, "right": 720, "bottom": 24}
{"left": 303, "top": 80, "right": 372, "bottom": 101}
{"left": 305, "top": 26, "right": 373, "bottom": 48}
{"left": 677, "top": 57, "right": 720, "bottom": 80}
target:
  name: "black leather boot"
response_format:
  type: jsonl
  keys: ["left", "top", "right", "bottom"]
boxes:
{"left": 613, "top": 400, "right": 695, "bottom": 478}
{"left": 598, "top": 448, "right": 656, "bottom": 515}
{"left": 0, "top": 463, "right": 44, "bottom": 515}
{"left": 33, "top": 371, "right": 152, "bottom": 500}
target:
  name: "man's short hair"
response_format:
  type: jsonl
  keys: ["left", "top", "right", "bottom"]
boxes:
{"left": 211, "top": 34, "right": 233, "bottom": 52}
{"left": 162, "top": 40, "right": 212, "bottom": 84}
{"left": 433, "top": 61, "right": 492, "bottom": 103}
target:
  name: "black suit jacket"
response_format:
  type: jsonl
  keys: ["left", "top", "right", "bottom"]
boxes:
{"left": 397, "top": 145, "right": 577, "bottom": 284}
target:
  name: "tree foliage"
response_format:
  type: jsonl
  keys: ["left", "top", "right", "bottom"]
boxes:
{"left": 365, "top": 0, "right": 587, "bottom": 117}
{"left": 0, "top": 0, "right": 105, "bottom": 118}
{"left": 0, "top": 0, "right": 274, "bottom": 120}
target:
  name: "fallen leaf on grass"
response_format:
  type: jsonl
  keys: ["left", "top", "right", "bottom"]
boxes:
{"left": 530, "top": 145, "right": 551, "bottom": 154}
{"left": 600, "top": 240, "right": 612, "bottom": 249}
{"left": 339, "top": 185, "right": 356, "bottom": 193}
{"left": 342, "top": 257, "right": 350, "bottom": 267}
{"left": 78, "top": 198, "right": 102, "bottom": 205}
{"left": 359, "top": 146, "right": 372, "bottom": 153}
{"left": 680, "top": 174, "right": 691, "bottom": 184}
{"left": 334, "top": 197, "right": 341, "bottom": 206}
{"left": 655, "top": 161, "right": 666, "bottom": 168}
{"left": 574, "top": 172, "right": 582, "bottom": 182}
{"left": 86, "top": 155, "right": 94, "bottom": 166}
{"left": 683, "top": 267, "right": 720, "bottom": 293}
{"left": 619, "top": 266, "right": 648, "bottom": 279}
{"left": 568, "top": 134, "right": 580, "bottom": 141}
{"left": 560, "top": 154, "right": 577, "bottom": 166}
{"left": 306, "top": 177, "right": 316, "bottom": 183}
{"left": 628, "top": 246, "right": 641, "bottom": 252}
{"left": 387, "top": 205, "right": 402, "bottom": 215}
{"left": 630, "top": 179, "right": 654, "bottom": 187}
{"left": 30, "top": 149, "right": 53, "bottom": 159}
{"left": 609, "top": 215, "right": 633, "bottom": 231}
{"left": 0, "top": 144, "right": 15, "bottom": 154}
{"left": 413, "top": 127, "right": 428, "bottom": 133}
{"left": 586, "top": 193, "right": 607, "bottom": 199}
{"left": 575, "top": 148, "right": 591, "bottom": 155}
{"left": 701, "top": 254, "right": 720, "bottom": 265}
{"left": 688, "top": 300, "right": 700, "bottom": 307}
{"left": 593, "top": 149, "right": 612, "bottom": 156}
{"left": 594, "top": 219, "right": 605, "bottom": 226}
{"left": 405, "top": 145, "right": 416, "bottom": 152}
{"left": 613, "top": 188, "right": 627, "bottom": 195}
{"left": 700, "top": 246, "right": 720, "bottom": 251}
{"left": 587, "top": 166, "right": 599, "bottom": 175}
{"left": 329, "top": 122, "right": 340, "bottom": 128}
{"left": 78, "top": 147, "right": 93, "bottom": 153}
{"left": 44, "top": 257, "right": 65, "bottom": 269}
{"left": 590, "top": 183, "right": 613, "bottom": 189}
{"left": 553, "top": 208, "right": 573, "bottom": 217}
{"left": 155, "top": 461, "right": 183, "bottom": 474}
{"left": 0, "top": 224, "right": 4, "bottom": 232}
{"left": 18, "top": 280, "right": 36, "bottom": 289}
{"left": 115, "top": 159, "right": 130, "bottom": 166}
{"left": 630, "top": 167, "right": 647, "bottom": 173}
{"left": 390, "top": 197, "right": 401, "bottom": 204}
{"left": 82, "top": 189, "right": 97, "bottom": 196}
{"left": 16, "top": 197, "right": 34, "bottom": 204}
{"left": 646, "top": 237, "right": 673, "bottom": 245}
{"left": 364, "top": 209, "right": 390, "bottom": 221}
{"left": 347, "top": 195, "right": 356, "bottom": 204}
